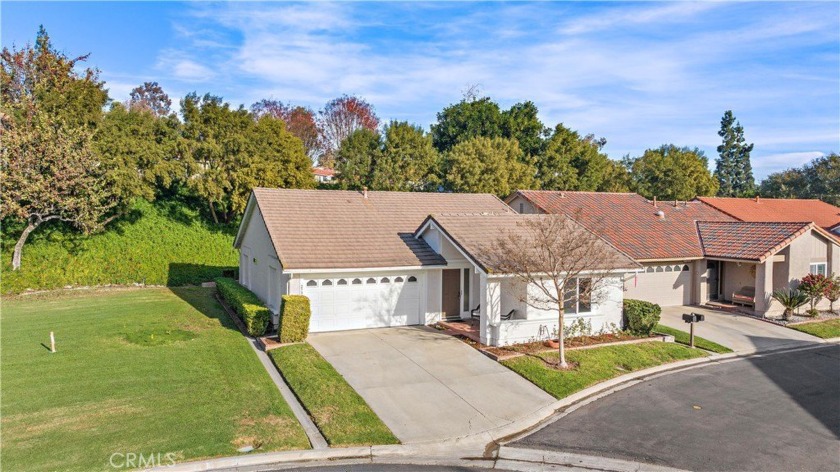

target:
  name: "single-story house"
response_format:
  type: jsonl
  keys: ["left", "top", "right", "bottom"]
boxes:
{"left": 233, "top": 188, "right": 638, "bottom": 346}
{"left": 312, "top": 167, "right": 335, "bottom": 184}
{"left": 507, "top": 190, "right": 840, "bottom": 317}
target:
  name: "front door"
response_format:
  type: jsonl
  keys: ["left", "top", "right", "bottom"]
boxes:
{"left": 442, "top": 269, "right": 461, "bottom": 320}
{"left": 707, "top": 260, "right": 720, "bottom": 300}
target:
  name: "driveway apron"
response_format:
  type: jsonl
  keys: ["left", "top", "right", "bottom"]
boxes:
{"left": 308, "top": 326, "right": 555, "bottom": 444}
{"left": 659, "top": 305, "right": 821, "bottom": 353}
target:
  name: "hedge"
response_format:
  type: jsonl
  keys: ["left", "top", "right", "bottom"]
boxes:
{"left": 215, "top": 277, "right": 270, "bottom": 337}
{"left": 623, "top": 299, "right": 661, "bottom": 335}
{"left": 279, "top": 295, "right": 311, "bottom": 343}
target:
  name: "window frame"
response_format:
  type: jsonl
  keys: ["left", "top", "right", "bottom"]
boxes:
{"left": 809, "top": 262, "right": 828, "bottom": 276}
{"left": 563, "top": 277, "right": 593, "bottom": 315}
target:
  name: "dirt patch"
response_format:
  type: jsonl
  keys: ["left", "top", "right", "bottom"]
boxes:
{"left": 460, "top": 332, "right": 654, "bottom": 361}
{"left": 233, "top": 414, "right": 302, "bottom": 451}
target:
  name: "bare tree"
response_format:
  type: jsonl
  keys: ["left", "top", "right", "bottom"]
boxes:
{"left": 318, "top": 95, "right": 379, "bottom": 167}
{"left": 481, "top": 214, "right": 633, "bottom": 368}
{"left": 128, "top": 82, "right": 172, "bottom": 117}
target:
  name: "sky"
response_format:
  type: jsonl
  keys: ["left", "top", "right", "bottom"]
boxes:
{"left": 2, "top": 1, "right": 838, "bottom": 180}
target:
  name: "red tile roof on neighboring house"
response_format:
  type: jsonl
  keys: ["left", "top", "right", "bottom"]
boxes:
{"left": 510, "top": 190, "right": 735, "bottom": 261}
{"left": 312, "top": 167, "right": 335, "bottom": 177}
{"left": 240, "top": 188, "right": 512, "bottom": 270}
{"left": 696, "top": 221, "right": 813, "bottom": 262}
{"left": 697, "top": 197, "right": 840, "bottom": 241}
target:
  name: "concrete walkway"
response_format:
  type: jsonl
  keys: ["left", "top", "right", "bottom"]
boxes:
{"left": 659, "top": 305, "right": 821, "bottom": 353}
{"left": 308, "top": 326, "right": 555, "bottom": 444}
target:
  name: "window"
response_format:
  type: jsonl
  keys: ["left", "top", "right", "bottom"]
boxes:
{"left": 519, "top": 202, "right": 524, "bottom": 213}
{"left": 394, "top": 276, "right": 404, "bottom": 283}
{"left": 352, "top": 278, "right": 362, "bottom": 285}
{"left": 322, "top": 279, "right": 332, "bottom": 286}
{"left": 463, "top": 268, "right": 471, "bottom": 312}
{"left": 306, "top": 280, "right": 317, "bottom": 287}
{"left": 380, "top": 277, "right": 390, "bottom": 283}
{"left": 682, "top": 265, "right": 690, "bottom": 271}
{"left": 646, "top": 266, "right": 655, "bottom": 273}
{"left": 665, "top": 266, "right": 673, "bottom": 272}
{"left": 366, "top": 278, "right": 377, "bottom": 284}
{"left": 407, "top": 276, "right": 417, "bottom": 282}
{"left": 563, "top": 278, "right": 593, "bottom": 314}
{"left": 810, "top": 262, "right": 827, "bottom": 276}
{"left": 337, "top": 279, "right": 348, "bottom": 285}
{"left": 655, "top": 266, "right": 664, "bottom": 272}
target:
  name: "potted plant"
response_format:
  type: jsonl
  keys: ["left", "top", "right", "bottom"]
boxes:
{"left": 771, "top": 288, "right": 809, "bottom": 321}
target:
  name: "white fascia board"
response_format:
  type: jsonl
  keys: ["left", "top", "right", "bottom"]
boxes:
{"left": 285, "top": 265, "right": 448, "bottom": 275}
{"left": 233, "top": 193, "right": 256, "bottom": 249}
{"left": 422, "top": 218, "right": 489, "bottom": 276}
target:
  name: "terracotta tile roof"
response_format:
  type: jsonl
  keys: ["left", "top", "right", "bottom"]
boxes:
{"left": 511, "top": 190, "right": 735, "bottom": 261}
{"left": 697, "top": 197, "right": 840, "bottom": 240}
{"left": 247, "top": 188, "right": 513, "bottom": 270}
{"left": 312, "top": 167, "right": 335, "bottom": 177}
{"left": 696, "top": 221, "right": 813, "bottom": 262}
{"left": 423, "top": 213, "right": 639, "bottom": 274}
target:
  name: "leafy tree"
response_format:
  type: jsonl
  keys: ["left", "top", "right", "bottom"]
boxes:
{"left": 538, "top": 124, "right": 627, "bottom": 192}
{"left": 128, "top": 81, "right": 172, "bottom": 117}
{"left": 181, "top": 93, "right": 313, "bottom": 224}
{"left": 372, "top": 121, "right": 441, "bottom": 191}
{"left": 501, "top": 101, "right": 548, "bottom": 158}
{"left": 1, "top": 26, "right": 108, "bottom": 129}
{"left": 431, "top": 96, "right": 547, "bottom": 157}
{"left": 627, "top": 145, "right": 719, "bottom": 201}
{"left": 334, "top": 128, "right": 381, "bottom": 190}
{"left": 443, "top": 137, "right": 535, "bottom": 196}
{"left": 1, "top": 27, "right": 113, "bottom": 270}
{"left": 251, "top": 99, "right": 322, "bottom": 163}
{"left": 758, "top": 168, "right": 807, "bottom": 199}
{"left": 318, "top": 95, "right": 379, "bottom": 167}
{"left": 759, "top": 153, "right": 840, "bottom": 205}
{"left": 2, "top": 112, "right": 114, "bottom": 270}
{"left": 715, "top": 110, "right": 755, "bottom": 196}
{"left": 95, "top": 102, "right": 185, "bottom": 216}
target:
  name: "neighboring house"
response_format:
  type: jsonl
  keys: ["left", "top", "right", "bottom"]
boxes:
{"left": 233, "top": 188, "right": 637, "bottom": 346}
{"left": 312, "top": 167, "right": 335, "bottom": 184}
{"left": 507, "top": 190, "right": 840, "bottom": 317}
{"left": 697, "top": 196, "right": 840, "bottom": 243}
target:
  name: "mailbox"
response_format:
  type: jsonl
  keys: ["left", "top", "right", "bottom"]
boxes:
{"left": 682, "top": 313, "right": 705, "bottom": 323}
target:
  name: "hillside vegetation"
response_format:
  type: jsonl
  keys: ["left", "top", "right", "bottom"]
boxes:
{"left": 2, "top": 199, "right": 237, "bottom": 294}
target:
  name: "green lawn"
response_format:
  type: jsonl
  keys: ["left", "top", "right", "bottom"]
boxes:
{"left": 654, "top": 324, "right": 733, "bottom": 353}
{"left": 270, "top": 344, "right": 399, "bottom": 447}
{"left": 789, "top": 319, "right": 840, "bottom": 339}
{"left": 1, "top": 287, "right": 310, "bottom": 472}
{"left": 502, "top": 342, "right": 707, "bottom": 399}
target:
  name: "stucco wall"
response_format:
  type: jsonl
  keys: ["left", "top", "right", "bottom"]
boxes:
{"left": 238, "top": 204, "right": 286, "bottom": 324}
{"left": 722, "top": 262, "right": 754, "bottom": 301}
{"left": 490, "top": 275, "right": 625, "bottom": 346}
{"left": 508, "top": 195, "right": 540, "bottom": 214}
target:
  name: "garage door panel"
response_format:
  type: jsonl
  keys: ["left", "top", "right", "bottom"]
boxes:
{"left": 303, "top": 273, "right": 423, "bottom": 332}
{"left": 626, "top": 264, "right": 692, "bottom": 306}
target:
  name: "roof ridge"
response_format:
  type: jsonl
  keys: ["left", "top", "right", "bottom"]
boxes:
{"left": 517, "top": 189, "right": 639, "bottom": 196}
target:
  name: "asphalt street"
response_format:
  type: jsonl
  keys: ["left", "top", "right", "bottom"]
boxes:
{"left": 514, "top": 344, "right": 840, "bottom": 472}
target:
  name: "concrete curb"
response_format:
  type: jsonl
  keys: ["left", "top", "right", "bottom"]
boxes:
{"left": 154, "top": 343, "right": 838, "bottom": 471}
{"left": 496, "top": 446, "right": 689, "bottom": 472}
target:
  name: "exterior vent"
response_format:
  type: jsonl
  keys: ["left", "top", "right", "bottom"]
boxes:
{"left": 656, "top": 210, "right": 665, "bottom": 220}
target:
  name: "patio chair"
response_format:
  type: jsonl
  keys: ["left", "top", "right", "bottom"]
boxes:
{"left": 732, "top": 286, "right": 756, "bottom": 307}
{"left": 501, "top": 309, "right": 516, "bottom": 321}
{"left": 470, "top": 304, "right": 480, "bottom": 319}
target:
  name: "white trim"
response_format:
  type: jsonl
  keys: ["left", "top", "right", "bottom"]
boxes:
{"left": 286, "top": 265, "right": 447, "bottom": 275}
{"left": 233, "top": 193, "right": 257, "bottom": 249}
{"left": 417, "top": 218, "right": 488, "bottom": 275}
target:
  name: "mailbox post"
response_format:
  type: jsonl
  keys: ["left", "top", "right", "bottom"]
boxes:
{"left": 682, "top": 313, "right": 705, "bottom": 348}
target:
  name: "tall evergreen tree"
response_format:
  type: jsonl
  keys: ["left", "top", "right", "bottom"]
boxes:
{"left": 715, "top": 110, "right": 755, "bottom": 196}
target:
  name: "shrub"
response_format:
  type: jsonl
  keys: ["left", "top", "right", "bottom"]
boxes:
{"left": 215, "top": 277, "right": 270, "bottom": 336}
{"left": 279, "top": 295, "right": 311, "bottom": 343}
{"left": 799, "top": 273, "right": 829, "bottom": 311}
{"left": 623, "top": 299, "right": 661, "bottom": 335}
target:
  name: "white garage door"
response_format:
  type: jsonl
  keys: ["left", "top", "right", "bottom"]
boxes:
{"left": 303, "top": 274, "right": 422, "bottom": 332}
{"left": 626, "top": 264, "right": 692, "bottom": 306}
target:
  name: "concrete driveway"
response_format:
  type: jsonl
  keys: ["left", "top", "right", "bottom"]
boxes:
{"left": 659, "top": 305, "right": 821, "bottom": 353}
{"left": 308, "top": 327, "right": 555, "bottom": 444}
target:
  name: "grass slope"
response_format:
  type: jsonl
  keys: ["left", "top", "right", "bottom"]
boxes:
{"left": 1, "top": 287, "right": 310, "bottom": 471}
{"left": 502, "top": 342, "right": 707, "bottom": 399}
{"left": 2, "top": 199, "right": 237, "bottom": 294}
{"left": 789, "top": 319, "right": 840, "bottom": 339}
{"left": 270, "top": 344, "right": 399, "bottom": 447}
{"left": 654, "top": 324, "right": 733, "bottom": 353}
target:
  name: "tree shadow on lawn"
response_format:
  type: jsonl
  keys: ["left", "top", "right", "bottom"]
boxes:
{"left": 167, "top": 262, "right": 240, "bottom": 335}
{"left": 167, "top": 262, "right": 237, "bottom": 287}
